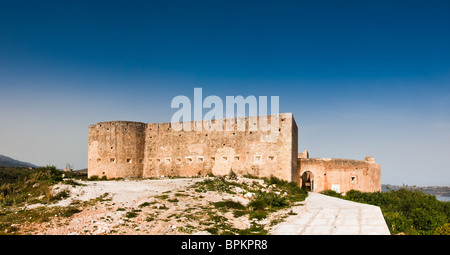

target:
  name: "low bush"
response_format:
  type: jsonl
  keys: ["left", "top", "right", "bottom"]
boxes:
{"left": 0, "top": 205, "right": 81, "bottom": 234}
{"left": 248, "top": 210, "right": 268, "bottom": 220}
{"left": 0, "top": 166, "right": 67, "bottom": 207}
{"left": 434, "top": 223, "right": 450, "bottom": 235}
{"left": 213, "top": 200, "right": 246, "bottom": 210}
{"left": 228, "top": 169, "right": 238, "bottom": 180}
{"left": 262, "top": 175, "right": 308, "bottom": 203}
{"left": 249, "top": 191, "right": 289, "bottom": 210}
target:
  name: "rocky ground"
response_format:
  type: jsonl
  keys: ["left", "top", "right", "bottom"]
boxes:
{"left": 16, "top": 177, "right": 301, "bottom": 235}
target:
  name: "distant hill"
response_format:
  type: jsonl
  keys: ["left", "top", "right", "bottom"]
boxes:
{"left": 75, "top": 168, "right": 88, "bottom": 173}
{"left": 0, "top": 154, "right": 38, "bottom": 168}
{"left": 382, "top": 184, "right": 450, "bottom": 197}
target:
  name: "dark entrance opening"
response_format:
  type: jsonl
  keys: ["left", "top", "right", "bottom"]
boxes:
{"left": 301, "top": 171, "right": 314, "bottom": 191}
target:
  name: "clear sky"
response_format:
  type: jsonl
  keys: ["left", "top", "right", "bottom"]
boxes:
{"left": 0, "top": 0, "right": 449, "bottom": 186}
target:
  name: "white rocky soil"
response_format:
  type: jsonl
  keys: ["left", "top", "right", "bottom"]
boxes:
{"left": 20, "top": 177, "right": 295, "bottom": 235}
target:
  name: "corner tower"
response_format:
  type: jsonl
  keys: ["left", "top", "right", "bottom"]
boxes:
{"left": 88, "top": 121, "right": 146, "bottom": 178}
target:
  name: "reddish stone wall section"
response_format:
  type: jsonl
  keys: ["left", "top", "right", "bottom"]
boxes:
{"left": 297, "top": 157, "right": 381, "bottom": 193}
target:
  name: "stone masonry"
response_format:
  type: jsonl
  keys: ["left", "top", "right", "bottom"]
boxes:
{"left": 88, "top": 113, "right": 380, "bottom": 193}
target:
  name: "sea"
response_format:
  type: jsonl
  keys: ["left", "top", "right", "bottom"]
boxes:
{"left": 435, "top": 195, "right": 450, "bottom": 202}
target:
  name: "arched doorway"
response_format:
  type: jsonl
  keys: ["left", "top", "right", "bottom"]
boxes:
{"left": 301, "top": 171, "right": 314, "bottom": 191}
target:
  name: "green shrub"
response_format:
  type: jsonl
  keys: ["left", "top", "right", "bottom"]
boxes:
{"left": 0, "top": 167, "right": 36, "bottom": 185}
{"left": 59, "top": 207, "right": 81, "bottom": 217}
{"left": 434, "top": 223, "right": 450, "bottom": 235}
{"left": 249, "top": 191, "right": 288, "bottom": 210}
{"left": 196, "top": 176, "right": 235, "bottom": 194}
{"left": 232, "top": 210, "right": 248, "bottom": 218}
{"left": 238, "top": 223, "right": 268, "bottom": 235}
{"left": 228, "top": 169, "right": 238, "bottom": 180}
{"left": 249, "top": 210, "right": 268, "bottom": 220}
{"left": 247, "top": 198, "right": 267, "bottom": 211}
{"left": 263, "top": 175, "right": 308, "bottom": 202}
{"left": 213, "top": 200, "right": 246, "bottom": 210}
{"left": 0, "top": 205, "right": 81, "bottom": 234}
{"left": 31, "top": 166, "right": 63, "bottom": 185}
{"left": 88, "top": 175, "right": 99, "bottom": 181}
{"left": 243, "top": 173, "right": 259, "bottom": 179}
{"left": 63, "top": 179, "right": 85, "bottom": 186}
{"left": 50, "top": 190, "right": 70, "bottom": 202}
{"left": 138, "top": 201, "right": 156, "bottom": 208}
{"left": 0, "top": 166, "right": 66, "bottom": 207}
{"left": 125, "top": 211, "right": 139, "bottom": 218}
{"left": 205, "top": 227, "right": 219, "bottom": 235}
{"left": 320, "top": 190, "right": 342, "bottom": 198}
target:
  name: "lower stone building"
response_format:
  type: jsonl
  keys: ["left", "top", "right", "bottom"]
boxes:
{"left": 297, "top": 150, "right": 381, "bottom": 193}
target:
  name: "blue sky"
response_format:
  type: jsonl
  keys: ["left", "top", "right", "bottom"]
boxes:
{"left": 0, "top": 0, "right": 449, "bottom": 185}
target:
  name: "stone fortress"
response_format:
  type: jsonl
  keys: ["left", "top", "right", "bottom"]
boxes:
{"left": 88, "top": 113, "right": 381, "bottom": 194}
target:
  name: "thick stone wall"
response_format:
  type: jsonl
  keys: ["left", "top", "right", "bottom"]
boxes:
{"left": 88, "top": 113, "right": 297, "bottom": 181}
{"left": 297, "top": 157, "right": 381, "bottom": 193}
{"left": 143, "top": 113, "right": 297, "bottom": 181}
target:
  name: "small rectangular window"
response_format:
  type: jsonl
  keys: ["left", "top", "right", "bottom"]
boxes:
{"left": 222, "top": 156, "right": 228, "bottom": 162}
{"left": 126, "top": 158, "right": 132, "bottom": 163}
{"left": 268, "top": 156, "right": 275, "bottom": 161}
{"left": 186, "top": 157, "right": 193, "bottom": 163}
{"left": 165, "top": 157, "right": 171, "bottom": 164}
{"left": 139, "top": 159, "right": 143, "bottom": 164}
{"left": 176, "top": 158, "right": 182, "bottom": 163}
{"left": 97, "top": 158, "right": 101, "bottom": 163}
{"left": 110, "top": 158, "right": 116, "bottom": 163}
{"left": 210, "top": 157, "right": 215, "bottom": 162}
{"left": 198, "top": 157, "right": 204, "bottom": 163}
{"left": 254, "top": 155, "right": 262, "bottom": 163}
{"left": 234, "top": 156, "right": 240, "bottom": 161}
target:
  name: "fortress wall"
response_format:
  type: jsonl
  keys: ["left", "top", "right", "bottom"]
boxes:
{"left": 142, "top": 113, "right": 297, "bottom": 181}
{"left": 87, "top": 114, "right": 381, "bottom": 192}
{"left": 88, "top": 121, "right": 146, "bottom": 179}
{"left": 297, "top": 158, "right": 381, "bottom": 193}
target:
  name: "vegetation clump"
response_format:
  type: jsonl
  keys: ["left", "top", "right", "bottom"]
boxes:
{"left": 193, "top": 174, "right": 308, "bottom": 235}
{"left": 0, "top": 166, "right": 68, "bottom": 207}
{"left": 213, "top": 200, "right": 246, "bottom": 211}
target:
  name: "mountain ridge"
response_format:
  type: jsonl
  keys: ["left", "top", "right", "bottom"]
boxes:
{"left": 0, "top": 154, "right": 38, "bottom": 168}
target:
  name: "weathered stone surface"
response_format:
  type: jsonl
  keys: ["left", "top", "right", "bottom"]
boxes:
{"left": 88, "top": 113, "right": 380, "bottom": 194}
{"left": 88, "top": 113, "right": 298, "bottom": 181}
{"left": 297, "top": 157, "right": 381, "bottom": 193}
